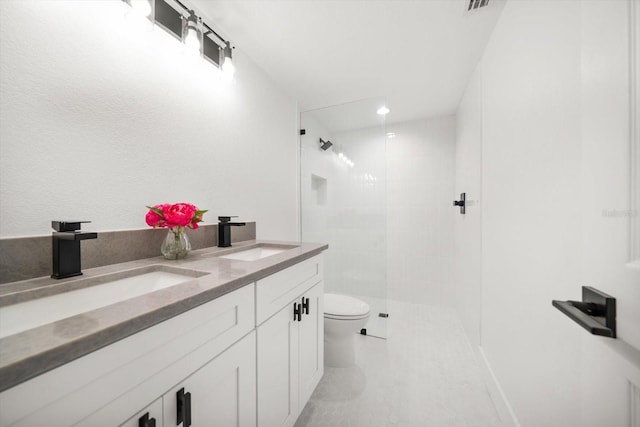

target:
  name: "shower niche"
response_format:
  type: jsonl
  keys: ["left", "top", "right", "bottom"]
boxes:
{"left": 311, "top": 174, "right": 327, "bottom": 206}
{"left": 300, "top": 97, "right": 388, "bottom": 339}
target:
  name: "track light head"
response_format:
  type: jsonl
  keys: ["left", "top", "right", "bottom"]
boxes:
{"left": 222, "top": 41, "right": 235, "bottom": 78}
{"left": 183, "top": 11, "right": 201, "bottom": 54}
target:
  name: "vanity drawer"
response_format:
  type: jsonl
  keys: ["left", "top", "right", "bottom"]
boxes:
{"left": 256, "top": 255, "right": 323, "bottom": 325}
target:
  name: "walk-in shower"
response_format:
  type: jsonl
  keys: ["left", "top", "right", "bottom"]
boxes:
{"left": 300, "top": 97, "right": 388, "bottom": 338}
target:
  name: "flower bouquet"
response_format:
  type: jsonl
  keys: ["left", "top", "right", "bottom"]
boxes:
{"left": 145, "top": 202, "right": 207, "bottom": 259}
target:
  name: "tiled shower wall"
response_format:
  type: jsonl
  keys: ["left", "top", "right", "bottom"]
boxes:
{"left": 387, "top": 116, "right": 456, "bottom": 307}
{"left": 329, "top": 126, "right": 387, "bottom": 300}
{"left": 301, "top": 113, "right": 387, "bottom": 303}
{"left": 302, "top": 113, "right": 456, "bottom": 308}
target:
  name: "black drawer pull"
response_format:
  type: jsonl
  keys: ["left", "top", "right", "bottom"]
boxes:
{"left": 138, "top": 412, "right": 156, "bottom": 427}
{"left": 177, "top": 388, "right": 192, "bottom": 426}
{"left": 293, "top": 302, "right": 302, "bottom": 322}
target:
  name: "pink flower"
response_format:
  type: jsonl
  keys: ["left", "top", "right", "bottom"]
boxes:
{"left": 164, "top": 203, "right": 197, "bottom": 228}
{"left": 146, "top": 202, "right": 207, "bottom": 230}
{"left": 145, "top": 203, "right": 170, "bottom": 228}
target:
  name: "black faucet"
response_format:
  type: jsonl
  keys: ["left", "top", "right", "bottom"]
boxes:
{"left": 218, "top": 216, "right": 246, "bottom": 248}
{"left": 51, "top": 221, "right": 98, "bottom": 279}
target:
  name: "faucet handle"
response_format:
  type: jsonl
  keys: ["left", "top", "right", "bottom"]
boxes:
{"left": 51, "top": 220, "right": 91, "bottom": 232}
{"left": 218, "top": 216, "right": 238, "bottom": 223}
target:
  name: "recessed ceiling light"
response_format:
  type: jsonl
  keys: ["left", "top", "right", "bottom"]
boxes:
{"left": 376, "top": 106, "right": 390, "bottom": 116}
{"left": 386, "top": 132, "right": 396, "bottom": 139}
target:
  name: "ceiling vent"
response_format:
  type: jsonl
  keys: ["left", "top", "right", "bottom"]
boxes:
{"left": 467, "top": 0, "right": 490, "bottom": 11}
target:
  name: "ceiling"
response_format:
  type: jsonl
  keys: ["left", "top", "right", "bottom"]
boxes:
{"left": 193, "top": 0, "right": 506, "bottom": 126}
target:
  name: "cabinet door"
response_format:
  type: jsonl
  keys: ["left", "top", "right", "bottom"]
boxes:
{"left": 257, "top": 301, "right": 299, "bottom": 427}
{"left": 119, "top": 398, "right": 162, "bottom": 427}
{"left": 163, "top": 331, "right": 256, "bottom": 427}
{"left": 298, "top": 282, "right": 324, "bottom": 407}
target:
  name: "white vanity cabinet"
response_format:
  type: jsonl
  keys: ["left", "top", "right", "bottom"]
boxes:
{"left": 0, "top": 252, "right": 326, "bottom": 427}
{"left": 256, "top": 255, "right": 324, "bottom": 427}
{"left": 0, "top": 284, "right": 255, "bottom": 427}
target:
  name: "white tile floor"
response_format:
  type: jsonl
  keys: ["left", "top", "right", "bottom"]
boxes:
{"left": 296, "top": 301, "right": 502, "bottom": 427}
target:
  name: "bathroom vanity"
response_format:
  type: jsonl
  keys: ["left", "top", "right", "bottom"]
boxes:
{"left": 0, "top": 241, "right": 326, "bottom": 427}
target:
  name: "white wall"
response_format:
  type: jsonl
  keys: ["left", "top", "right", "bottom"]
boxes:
{"left": 387, "top": 116, "right": 456, "bottom": 307}
{"left": 481, "top": 1, "right": 585, "bottom": 423}
{"left": 454, "top": 67, "right": 483, "bottom": 347}
{"left": 0, "top": 1, "right": 298, "bottom": 240}
{"left": 455, "top": 1, "right": 585, "bottom": 425}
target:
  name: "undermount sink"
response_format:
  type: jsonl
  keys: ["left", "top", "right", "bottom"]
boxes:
{"left": 219, "top": 247, "right": 286, "bottom": 261}
{"left": 210, "top": 243, "right": 299, "bottom": 261}
{"left": 0, "top": 265, "right": 206, "bottom": 339}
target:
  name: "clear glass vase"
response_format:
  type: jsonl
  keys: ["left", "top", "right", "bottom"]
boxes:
{"left": 161, "top": 227, "right": 191, "bottom": 260}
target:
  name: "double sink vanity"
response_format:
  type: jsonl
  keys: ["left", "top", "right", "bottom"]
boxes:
{"left": 0, "top": 240, "right": 327, "bottom": 427}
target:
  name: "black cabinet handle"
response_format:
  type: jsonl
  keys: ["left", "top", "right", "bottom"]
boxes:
{"left": 177, "top": 388, "right": 192, "bottom": 426}
{"left": 293, "top": 302, "right": 302, "bottom": 322}
{"left": 138, "top": 413, "right": 156, "bottom": 427}
{"left": 301, "top": 297, "right": 310, "bottom": 315}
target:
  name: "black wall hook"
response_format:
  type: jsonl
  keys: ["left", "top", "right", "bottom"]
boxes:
{"left": 453, "top": 193, "right": 466, "bottom": 214}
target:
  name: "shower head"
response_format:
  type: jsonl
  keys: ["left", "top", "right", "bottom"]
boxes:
{"left": 319, "top": 138, "right": 333, "bottom": 151}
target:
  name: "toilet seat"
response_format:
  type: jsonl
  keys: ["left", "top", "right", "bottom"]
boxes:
{"left": 324, "top": 312, "right": 370, "bottom": 320}
{"left": 324, "top": 293, "right": 370, "bottom": 320}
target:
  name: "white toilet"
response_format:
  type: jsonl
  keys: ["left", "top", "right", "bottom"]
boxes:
{"left": 323, "top": 293, "right": 370, "bottom": 367}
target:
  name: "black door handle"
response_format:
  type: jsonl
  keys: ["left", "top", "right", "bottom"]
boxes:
{"left": 552, "top": 286, "right": 616, "bottom": 338}
{"left": 177, "top": 388, "right": 192, "bottom": 426}
{"left": 138, "top": 413, "right": 156, "bottom": 427}
{"left": 301, "top": 297, "right": 310, "bottom": 315}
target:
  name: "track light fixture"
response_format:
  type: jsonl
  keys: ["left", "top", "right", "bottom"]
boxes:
{"left": 121, "top": 0, "right": 236, "bottom": 79}
{"left": 222, "top": 41, "right": 235, "bottom": 78}
{"left": 183, "top": 10, "right": 202, "bottom": 54}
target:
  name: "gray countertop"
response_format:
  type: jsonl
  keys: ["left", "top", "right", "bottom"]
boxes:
{"left": 0, "top": 240, "right": 327, "bottom": 392}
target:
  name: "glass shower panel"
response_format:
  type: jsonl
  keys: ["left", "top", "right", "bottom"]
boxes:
{"left": 300, "top": 98, "right": 388, "bottom": 338}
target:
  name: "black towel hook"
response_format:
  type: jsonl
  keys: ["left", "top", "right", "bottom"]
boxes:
{"left": 453, "top": 193, "right": 466, "bottom": 214}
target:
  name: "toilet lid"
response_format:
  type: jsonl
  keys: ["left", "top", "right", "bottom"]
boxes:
{"left": 324, "top": 293, "right": 370, "bottom": 318}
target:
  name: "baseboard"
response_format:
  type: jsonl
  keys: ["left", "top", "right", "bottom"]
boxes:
{"left": 476, "top": 346, "right": 522, "bottom": 427}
